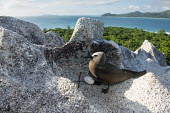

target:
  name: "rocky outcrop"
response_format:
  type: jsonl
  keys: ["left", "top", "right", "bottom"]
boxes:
{"left": 0, "top": 16, "right": 66, "bottom": 46}
{"left": 136, "top": 40, "right": 167, "bottom": 67}
{"left": 0, "top": 16, "right": 169, "bottom": 113}
{"left": 45, "top": 31, "right": 66, "bottom": 47}
{"left": 0, "top": 16, "right": 45, "bottom": 45}
{"left": 70, "top": 17, "right": 104, "bottom": 42}
{"left": 0, "top": 24, "right": 95, "bottom": 113}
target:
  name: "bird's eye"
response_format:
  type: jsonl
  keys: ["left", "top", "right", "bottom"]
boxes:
{"left": 94, "top": 55, "right": 98, "bottom": 57}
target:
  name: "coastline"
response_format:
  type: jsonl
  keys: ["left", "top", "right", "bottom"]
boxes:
{"left": 101, "top": 16, "right": 170, "bottom": 20}
{"left": 16, "top": 15, "right": 170, "bottom": 32}
{"left": 165, "top": 32, "right": 170, "bottom": 34}
{"left": 154, "top": 31, "right": 170, "bottom": 34}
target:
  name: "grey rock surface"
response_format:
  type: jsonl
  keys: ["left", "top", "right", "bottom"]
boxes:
{"left": 136, "top": 40, "right": 167, "bottom": 67}
{"left": 0, "top": 16, "right": 45, "bottom": 45}
{"left": 45, "top": 31, "right": 66, "bottom": 47}
{"left": 70, "top": 17, "right": 104, "bottom": 42}
{"left": 0, "top": 16, "right": 66, "bottom": 47}
{"left": 0, "top": 26, "right": 97, "bottom": 113}
{"left": 0, "top": 16, "right": 170, "bottom": 113}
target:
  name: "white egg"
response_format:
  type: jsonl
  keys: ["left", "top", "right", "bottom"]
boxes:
{"left": 84, "top": 76, "right": 94, "bottom": 85}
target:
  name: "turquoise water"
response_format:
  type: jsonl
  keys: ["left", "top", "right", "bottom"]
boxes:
{"left": 18, "top": 15, "right": 170, "bottom": 32}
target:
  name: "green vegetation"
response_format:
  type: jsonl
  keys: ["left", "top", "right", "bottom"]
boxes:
{"left": 43, "top": 26, "right": 73, "bottom": 41}
{"left": 157, "top": 29, "right": 166, "bottom": 33}
{"left": 43, "top": 27, "right": 170, "bottom": 65}
{"left": 103, "top": 27, "right": 170, "bottom": 65}
{"left": 101, "top": 10, "right": 170, "bottom": 18}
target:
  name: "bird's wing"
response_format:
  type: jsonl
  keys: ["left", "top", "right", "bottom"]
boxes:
{"left": 95, "top": 63, "right": 120, "bottom": 77}
{"left": 95, "top": 63, "right": 135, "bottom": 82}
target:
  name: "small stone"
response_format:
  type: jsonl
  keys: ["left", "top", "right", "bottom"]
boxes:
{"left": 84, "top": 76, "right": 94, "bottom": 85}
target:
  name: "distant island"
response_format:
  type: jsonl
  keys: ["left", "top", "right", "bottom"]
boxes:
{"left": 101, "top": 10, "right": 170, "bottom": 18}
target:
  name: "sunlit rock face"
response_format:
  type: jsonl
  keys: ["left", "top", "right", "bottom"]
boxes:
{"left": 0, "top": 16, "right": 169, "bottom": 113}
{"left": 69, "top": 17, "right": 104, "bottom": 42}
{"left": 136, "top": 40, "right": 167, "bottom": 67}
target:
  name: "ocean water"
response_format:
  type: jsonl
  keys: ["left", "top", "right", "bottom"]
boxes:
{"left": 18, "top": 15, "right": 170, "bottom": 32}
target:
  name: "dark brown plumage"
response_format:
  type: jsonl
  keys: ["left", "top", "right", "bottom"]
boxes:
{"left": 87, "top": 52, "right": 146, "bottom": 93}
{"left": 89, "top": 52, "right": 146, "bottom": 82}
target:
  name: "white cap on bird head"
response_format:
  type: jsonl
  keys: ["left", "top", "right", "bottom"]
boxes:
{"left": 91, "top": 52, "right": 106, "bottom": 64}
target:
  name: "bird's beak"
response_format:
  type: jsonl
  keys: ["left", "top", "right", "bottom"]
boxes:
{"left": 84, "top": 56, "right": 93, "bottom": 59}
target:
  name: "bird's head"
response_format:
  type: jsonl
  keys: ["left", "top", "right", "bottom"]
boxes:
{"left": 91, "top": 52, "right": 106, "bottom": 64}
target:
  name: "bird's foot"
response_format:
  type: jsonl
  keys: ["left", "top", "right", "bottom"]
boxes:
{"left": 101, "top": 83, "right": 110, "bottom": 94}
{"left": 102, "top": 88, "right": 109, "bottom": 94}
{"left": 94, "top": 81, "right": 102, "bottom": 86}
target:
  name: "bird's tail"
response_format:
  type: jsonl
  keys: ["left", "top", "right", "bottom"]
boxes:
{"left": 133, "top": 70, "right": 147, "bottom": 78}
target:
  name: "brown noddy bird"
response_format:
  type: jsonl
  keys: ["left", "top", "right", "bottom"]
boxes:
{"left": 84, "top": 52, "right": 146, "bottom": 93}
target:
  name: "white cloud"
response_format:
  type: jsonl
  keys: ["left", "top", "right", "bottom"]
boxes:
{"left": 74, "top": 0, "right": 119, "bottom": 5}
{"left": 162, "top": 6, "right": 170, "bottom": 10}
{"left": 144, "top": 5, "right": 151, "bottom": 9}
{"left": 0, "top": 0, "right": 45, "bottom": 16}
{"left": 0, "top": 0, "right": 120, "bottom": 16}
{"left": 128, "top": 5, "right": 140, "bottom": 10}
{"left": 160, "top": 0, "right": 170, "bottom": 10}
{"left": 163, "top": 0, "right": 170, "bottom": 5}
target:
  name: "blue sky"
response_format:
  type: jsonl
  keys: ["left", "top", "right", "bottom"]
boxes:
{"left": 0, "top": 0, "right": 170, "bottom": 16}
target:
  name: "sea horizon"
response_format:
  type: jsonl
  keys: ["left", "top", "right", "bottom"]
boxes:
{"left": 17, "top": 15, "right": 170, "bottom": 33}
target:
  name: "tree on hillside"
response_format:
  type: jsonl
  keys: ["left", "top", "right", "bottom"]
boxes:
{"left": 157, "top": 29, "right": 165, "bottom": 33}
